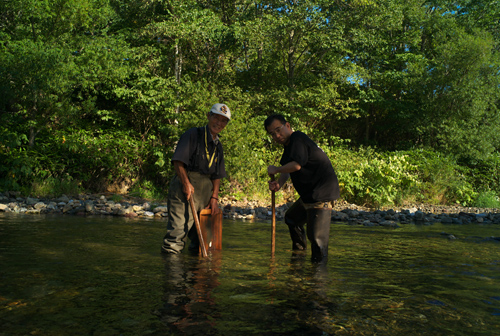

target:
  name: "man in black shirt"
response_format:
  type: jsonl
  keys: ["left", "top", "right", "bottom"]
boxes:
{"left": 161, "top": 103, "right": 231, "bottom": 254}
{"left": 265, "top": 114, "right": 340, "bottom": 262}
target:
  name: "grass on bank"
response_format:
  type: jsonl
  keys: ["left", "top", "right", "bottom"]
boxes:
{"left": 474, "top": 191, "right": 500, "bottom": 208}
{"left": 30, "top": 177, "right": 81, "bottom": 198}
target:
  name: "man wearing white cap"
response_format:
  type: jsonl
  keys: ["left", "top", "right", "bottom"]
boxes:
{"left": 162, "top": 103, "right": 231, "bottom": 254}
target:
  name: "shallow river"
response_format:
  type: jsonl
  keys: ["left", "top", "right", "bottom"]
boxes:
{"left": 0, "top": 213, "right": 499, "bottom": 335}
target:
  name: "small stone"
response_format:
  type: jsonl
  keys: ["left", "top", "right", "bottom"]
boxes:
{"left": 26, "top": 197, "right": 38, "bottom": 205}
{"left": 414, "top": 211, "right": 424, "bottom": 220}
{"left": 58, "top": 195, "right": 70, "bottom": 203}
{"left": 85, "top": 203, "right": 94, "bottom": 212}
{"left": 363, "top": 220, "right": 376, "bottom": 226}
{"left": 34, "top": 202, "right": 46, "bottom": 210}
{"left": 380, "top": 220, "right": 400, "bottom": 228}
{"left": 154, "top": 206, "right": 168, "bottom": 213}
{"left": 62, "top": 204, "right": 73, "bottom": 213}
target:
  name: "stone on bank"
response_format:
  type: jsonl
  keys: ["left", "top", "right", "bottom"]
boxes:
{"left": 1, "top": 192, "right": 500, "bottom": 226}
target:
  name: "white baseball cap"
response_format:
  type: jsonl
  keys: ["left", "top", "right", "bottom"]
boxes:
{"left": 210, "top": 103, "right": 231, "bottom": 120}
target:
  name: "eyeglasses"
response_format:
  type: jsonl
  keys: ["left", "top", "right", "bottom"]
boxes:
{"left": 268, "top": 124, "right": 285, "bottom": 137}
{"left": 210, "top": 113, "right": 229, "bottom": 125}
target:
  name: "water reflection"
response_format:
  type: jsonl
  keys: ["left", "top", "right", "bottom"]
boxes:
{"left": 156, "top": 220, "right": 500, "bottom": 335}
{"left": 1, "top": 213, "right": 500, "bottom": 335}
{"left": 286, "top": 253, "right": 335, "bottom": 331}
{"left": 160, "top": 252, "right": 222, "bottom": 335}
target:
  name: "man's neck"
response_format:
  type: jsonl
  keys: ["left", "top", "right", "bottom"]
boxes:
{"left": 206, "top": 126, "right": 218, "bottom": 141}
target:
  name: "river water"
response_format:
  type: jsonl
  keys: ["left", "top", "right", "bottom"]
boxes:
{"left": 0, "top": 213, "right": 499, "bottom": 335}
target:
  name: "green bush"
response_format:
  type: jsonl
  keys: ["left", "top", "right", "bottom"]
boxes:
{"left": 1, "top": 116, "right": 497, "bottom": 208}
{"left": 30, "top": 177, "right": 81, "bottom": 197}
{"left": 473, "top": 191, "right": 500, "bottom": 208}
{"left": 129, "top": 180, "right": 165, "bottom": 201}
{"left": 459, "top": 154, "right": 500, "bottom": 195}
{"left": 331, "top": 146, "right": 421, "bottom": 207}
{"left": 221, "top": 105, "right": 283, "bottom": 202}
{"left": 405, "top": 149, "right": 477, "bottom": 206}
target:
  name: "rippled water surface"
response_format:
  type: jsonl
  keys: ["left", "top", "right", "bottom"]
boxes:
{"left": 1, "top": 213, "right": 499, "bottom": 335}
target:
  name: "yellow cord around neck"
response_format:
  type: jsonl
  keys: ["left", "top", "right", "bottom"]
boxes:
{"left": 205, "top": 127, "right": 217, "bottom": 169}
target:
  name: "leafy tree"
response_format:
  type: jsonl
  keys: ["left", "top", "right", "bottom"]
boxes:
{"left": 329, "top": 0, "right": 500, "bottom": 160}
{"left": 0, "top": 0, "right": 499, "bottom": 204}
{"left": 0, "top": 0, "right": 118, "bottom": 147}
{"left": 410, "top": 3, "right": 500, "bottom": 159}
{"left": 454, "top": 0, "right": 500, "bottom": 49}
{"left": 0, "top": 40, "right": 75, "bottom": 146}
{"left": 230, "top": 0, "right": 356, "bottom": 141}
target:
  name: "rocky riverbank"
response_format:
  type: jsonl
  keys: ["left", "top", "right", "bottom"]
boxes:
{"left": 1, "top": 191, "right": 500, "bottom": 226}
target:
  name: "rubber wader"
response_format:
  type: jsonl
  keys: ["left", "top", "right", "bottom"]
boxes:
{"left": 285, "top": 201, "right": 332, "bottom": 261}
{"left": 162, "top": 172, "right": 212, "bottom": 254}
{"left": 285, "top": 205, "right": 308, "bottom": 251}
{"left": 306, "top": 207, "right": 331, "bottom": 262}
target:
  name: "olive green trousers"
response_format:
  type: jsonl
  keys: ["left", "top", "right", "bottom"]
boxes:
{"left": 161, "top": 172, "right": 213, "bottom": 254}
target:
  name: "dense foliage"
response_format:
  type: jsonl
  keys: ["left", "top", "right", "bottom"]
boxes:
{"left": 1, "top": 0, "right": 499, "bottom": 207}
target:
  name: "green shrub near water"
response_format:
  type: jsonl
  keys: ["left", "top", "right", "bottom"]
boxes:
{"left": 1, "top": 116, "right": 498, "bottom": 208}
{"left": 128, "top": 180, "right": 165, "bottom": 200}
{"left": 459, "top": 154, "right": 500, "bottom": 195}
{"left": 403, "top": 149, "right": 477, "bottom": 206}
{"left": 1, "top": 131, "right": 497, "bottom": 208}
{"left": 0, "top": 127, "right": 162, "bottom": 198}
{"left": 30, "top": 177, "right": 81, "bottom": 198}
{"left": 324, "top": 146, "right": 479, "bottom": 207}
{"left": 473, "top": 191, "right": 500, "bottom": 208}
{"left": 329, "top": 146, "right": 421, "bottom": 207}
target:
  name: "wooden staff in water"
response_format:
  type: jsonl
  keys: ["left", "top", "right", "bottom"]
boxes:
{"left": 271, "top": 174, "right": 276, "bottom": 257}
{"left": 189, "top": 197, "right": 208, "bottom": 258}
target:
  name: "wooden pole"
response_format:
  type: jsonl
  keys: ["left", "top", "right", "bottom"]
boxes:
{"left": 271, "top": 174, "right": 276, "bottom": 257}
{"left": 189, "top": 197, "right": 208, "bottom": 258}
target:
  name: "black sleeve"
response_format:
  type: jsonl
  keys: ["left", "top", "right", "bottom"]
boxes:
{"left": 286, "top": 133, "right": 309, "bottom": 167}
{"left": 171, "top": 128, "right": 197, "bottom": 166}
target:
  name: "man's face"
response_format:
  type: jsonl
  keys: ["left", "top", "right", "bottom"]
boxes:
{"left": 266, "top": 119, "right": 292, "bottom": 145}
{"left": 207, "top": 113, "right": 229, "bottom": 136}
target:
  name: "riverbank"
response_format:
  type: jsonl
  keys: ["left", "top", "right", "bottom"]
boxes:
{"left": 1, "top": 191, "right": 500, "bottom": 226}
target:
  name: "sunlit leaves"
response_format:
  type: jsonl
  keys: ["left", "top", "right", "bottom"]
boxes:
{"left": 0, "top": 0, "right": 115, "bottom": 42}
{"left": 422, "top": 27, "right": 500, "bottom": 159}
{"left": 0, "top": 40, "right": 76, "bottom": 145}
{"left": 0, "top": 0, "right": 498, "bottom": 202}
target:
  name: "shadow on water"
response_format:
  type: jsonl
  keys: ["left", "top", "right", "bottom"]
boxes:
{"left": 1, "top": 213, "right": 500, "bottom": 335}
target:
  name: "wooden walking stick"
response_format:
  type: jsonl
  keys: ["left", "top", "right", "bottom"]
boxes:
{"left": 271, "top": 174, "right": 276, "bottom": 257}
{"left": 189, "top": 197, "right": 208, "bottom": 258}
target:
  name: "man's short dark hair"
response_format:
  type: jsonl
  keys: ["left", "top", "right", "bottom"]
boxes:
{"left": 264, "top": 114, "right": 287, "bottom": 130}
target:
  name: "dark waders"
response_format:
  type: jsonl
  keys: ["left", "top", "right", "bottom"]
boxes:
{"left": 162, "top": 172, "right": 213, "bottom": 254}
{"left": 284, "top": 199, "right": 332, "bottom": 262}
